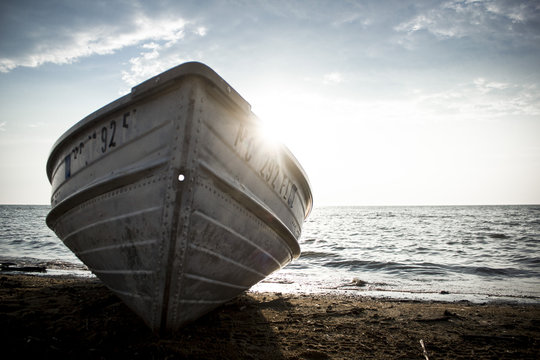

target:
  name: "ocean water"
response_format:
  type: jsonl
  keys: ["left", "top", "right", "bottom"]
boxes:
{"left": 1, "top": 205, "right": 539, "bottom": 303}
{"left": 0, "top": 205, "right": 87, "bottom": 275}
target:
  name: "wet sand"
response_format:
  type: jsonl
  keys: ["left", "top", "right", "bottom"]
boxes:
{"left": 1, "top": 274, "right": 539, "bottom": 359}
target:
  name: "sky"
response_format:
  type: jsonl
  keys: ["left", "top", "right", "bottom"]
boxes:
{"left": 1, "top": 0, "right": 539, "bottom": 206}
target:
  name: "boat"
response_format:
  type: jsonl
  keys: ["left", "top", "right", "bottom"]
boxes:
{"left": 45, "top": 62, "right": 313, "bottom": 333}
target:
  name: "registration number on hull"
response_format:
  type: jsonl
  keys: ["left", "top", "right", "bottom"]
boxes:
{"left": 233, "top": 123, "right": 298, "bottom": 208}
{"left": 64, "top": 111, "right": 134, "bottom": 180}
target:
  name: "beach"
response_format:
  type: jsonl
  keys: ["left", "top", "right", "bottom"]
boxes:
{"left": 1, "top": 274, "right": 539, "bottom": 359}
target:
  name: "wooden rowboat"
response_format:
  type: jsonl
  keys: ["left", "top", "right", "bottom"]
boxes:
{"left": 46, "top": 62, "right": 312, "bottom": 332}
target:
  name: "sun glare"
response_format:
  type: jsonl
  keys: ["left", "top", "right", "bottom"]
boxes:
{"left": 258, "top": 118, "right": 283, "bottom": 146}
{"left": 251, "top": 87, "right": 308, "bottom": 153}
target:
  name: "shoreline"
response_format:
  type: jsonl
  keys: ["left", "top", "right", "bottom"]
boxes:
{"left": 1, "top": 274, "right": 539, "bottom": 359}
{"left": 3, "top": 259, "right": 539, "bottom": 305}
{"left": 252, "top": 280, "right": 540, "bottom": 305}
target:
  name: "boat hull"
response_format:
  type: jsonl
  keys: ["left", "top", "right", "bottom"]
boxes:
{"left": 46, "top": 62, "right": 312, "bottom": 332}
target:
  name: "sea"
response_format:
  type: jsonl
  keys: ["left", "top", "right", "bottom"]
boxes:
{"left": 1, "top": 205, "right": 539, "bottom": 304}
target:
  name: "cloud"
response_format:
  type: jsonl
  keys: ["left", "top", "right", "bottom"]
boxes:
{"left": 119, "top": 22, "right": 208, "bottom": 88}
{"left": 27, "top": 121, "right": 45, "bottom": 128}
{"left": 473, "top": 78, "right": 510, "bottom": 93}
{"left": 323, "top": 72, "right": 344, "bottom": 84}
{"left": 484, "top": 0, "right": 540, "bottom": 24}
{"left": 0, "top": 1, "right": 191, "bottom": 72}
{"left": 0, "top": 122, "right": 6, "bottom": 131}
{"left": 0, "top": 14, "right": 187, "bottom": 72}
{"left": 194, "top": 26, "right": 207, "bottom": 37}
{"left": 120, "top": 45, "right": 186, "bottom": 88}
{"left": 394, "top": 0, "right": 540, "bottom": 44}
{"left": 416, "top": 78, "right": 540, "bottom": 119}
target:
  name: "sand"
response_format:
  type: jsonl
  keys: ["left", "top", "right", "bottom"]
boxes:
{"left": 1, "top": 274, "right": 539, "bottom": 359}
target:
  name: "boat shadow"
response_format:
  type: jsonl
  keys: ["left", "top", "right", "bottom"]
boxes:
{"left": 165, "top": 293, "right": 289, "bottom": 359}
{"left": 2, "top": 275, "right": 287, "bottom": 359}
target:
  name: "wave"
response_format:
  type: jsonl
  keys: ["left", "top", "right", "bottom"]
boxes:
{"left": 488, "top": 233, "right": 510, "bottom": 239}
{"left": 322, "top": 260, "right": 448, "bottom": 276}
{"left": 0, "top": 256, "right": 88, "bottom": 275}
{"left": 300, "top": 250, "right": 339, "bottom": 259}
{"left": 319, "top": 258, "right": 540, "bottom": 278}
